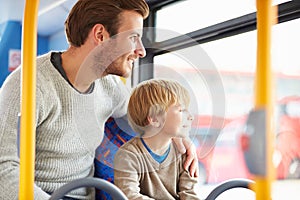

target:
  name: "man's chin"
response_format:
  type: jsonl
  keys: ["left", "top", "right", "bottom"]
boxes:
{"left": 121, "top": 69, "right": 132, "bottom": 78}
{"left": 111, "top": 70, "right": 131, "bottom": 79}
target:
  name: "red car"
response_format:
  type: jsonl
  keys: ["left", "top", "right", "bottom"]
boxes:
{"left": 275, "top": 96, "right": 300, "bottom": 179}
{"left": 191, "top": 115, "right": 252, "bottom": 184}
{"left": 193, "top": 96, "right": 300, "bottom": 184}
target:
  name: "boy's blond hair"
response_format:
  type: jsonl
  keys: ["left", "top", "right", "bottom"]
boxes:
{"left": 127, "top": 79, "right": 190, "bottom": 135}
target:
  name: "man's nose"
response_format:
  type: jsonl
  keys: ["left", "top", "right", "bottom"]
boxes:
{"left": 134, "top": 39, "right": 146, "bottom": 58}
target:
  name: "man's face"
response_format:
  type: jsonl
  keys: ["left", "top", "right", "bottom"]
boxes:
{"left": 105, "top": 10, "right": 146, "bottom": 78}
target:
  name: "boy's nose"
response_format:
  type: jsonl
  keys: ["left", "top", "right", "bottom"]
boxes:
{"left": 187, "top": 112, "right": 194, "bottom": 121}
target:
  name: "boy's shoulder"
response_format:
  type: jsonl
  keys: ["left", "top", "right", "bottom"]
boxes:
{"left": 117, "top": 137, "right": 141, "bottom": 153}
{"left": 114, "top": 137, "right": 143, "bottom": 164}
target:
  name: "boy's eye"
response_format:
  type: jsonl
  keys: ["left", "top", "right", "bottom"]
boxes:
{"left": 179, "top": 108, "right": 186, "bottom": 112}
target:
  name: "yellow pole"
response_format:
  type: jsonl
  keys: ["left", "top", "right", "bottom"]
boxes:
{"left": 253, "top": 1, "right": 277, "bottom": 200}
{"left": 19, "top": 0, "right": 39, "bottom": 199}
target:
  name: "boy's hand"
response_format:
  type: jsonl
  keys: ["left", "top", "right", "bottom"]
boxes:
{"left": 172, "top": 137, "right": 199, "bottom": 177}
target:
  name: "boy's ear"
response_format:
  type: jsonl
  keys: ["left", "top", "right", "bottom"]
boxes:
{"left": 147, "top": 115, "right": 161, "bottom": 128}
{"left": 148, "top": 114, "right": 166, "bottom": 128}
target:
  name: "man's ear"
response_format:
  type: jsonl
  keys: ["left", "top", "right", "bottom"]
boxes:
{"left": 93, "top": 24, "right": 110, "bottom": 43}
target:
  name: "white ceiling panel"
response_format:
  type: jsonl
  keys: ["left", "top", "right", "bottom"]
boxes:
{"left": 0, "top": 0, "right": 155, "bottom": 36}
{"left": 0, "top": 0, "right": 76, "bottom": 36}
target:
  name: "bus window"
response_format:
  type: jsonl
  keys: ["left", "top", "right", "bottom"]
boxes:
{"left": 153, "top": 17, "right": 300, "bottom": 198}
{"left": 155, "top": 0, "right": 290, "bottom": 41}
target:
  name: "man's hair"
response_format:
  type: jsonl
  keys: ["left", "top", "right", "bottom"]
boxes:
{"left": 128, "top": 79, "right": 190, "bottom": 135}
{"left": 65, "top": 0, "right": 149, "bottom": 47}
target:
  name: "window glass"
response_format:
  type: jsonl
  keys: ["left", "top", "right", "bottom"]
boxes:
{"left": 154, "top": 30, "right": 257, "bottom": 118}
{"left": 155, "top": 0, "right": 290, "bottom": 41}
{"left": 154, "top": 18, "right": 300, "bottom": 195}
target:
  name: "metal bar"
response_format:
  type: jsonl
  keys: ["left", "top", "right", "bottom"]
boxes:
{"left": 19, "top": 0, "right": 39, "bottom": 199}
{"left": 253, "top": 1, "right": 277, "bottom": 200}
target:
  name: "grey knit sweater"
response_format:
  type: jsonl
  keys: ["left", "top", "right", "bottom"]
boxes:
{"left": 0, "top": 52, "right": 129, "bottom": 199}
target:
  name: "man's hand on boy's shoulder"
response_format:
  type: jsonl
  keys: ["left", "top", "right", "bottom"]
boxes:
{"left": 172, "top": 137, "right": 199, "bottom": 177}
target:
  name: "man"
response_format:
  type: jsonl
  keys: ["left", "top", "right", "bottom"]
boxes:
{"left": 0, "top": 0, "right": 197, "bottom": 199}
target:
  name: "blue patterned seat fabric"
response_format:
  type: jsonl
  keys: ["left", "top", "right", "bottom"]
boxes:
{"left": 94, "top": 117, "right": 136, "bottom": 200}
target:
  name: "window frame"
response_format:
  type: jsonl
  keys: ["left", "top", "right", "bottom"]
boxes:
{"left": 137, "top": 0, "right": 300, "bottom": 83}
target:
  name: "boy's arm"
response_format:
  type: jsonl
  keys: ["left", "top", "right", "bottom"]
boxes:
{"left": 114, "top": 147, "right": 155, "bottom": 200}
{"left": 178, "top": 155, "right": 200, "bottom": 200}
{"left": 172, "top": 137, "right": 199, "bottom": 177}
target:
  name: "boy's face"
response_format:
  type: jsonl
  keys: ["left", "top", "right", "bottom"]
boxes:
{"left": 162, "top": 103, "right": 193, "bottom": 138}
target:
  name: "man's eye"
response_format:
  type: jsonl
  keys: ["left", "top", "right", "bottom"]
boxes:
{"left": 130, "top": 35, "right": 138, "bottom": 43}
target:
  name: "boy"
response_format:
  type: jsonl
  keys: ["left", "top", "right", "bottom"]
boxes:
{"left": 114, "top": 79, "right": 199, "bottom": 200}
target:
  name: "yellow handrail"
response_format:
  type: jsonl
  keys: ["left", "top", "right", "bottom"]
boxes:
{"left": 19, "top": 0, "right": 39, "bottom": 199}
{"left": 253, "top": 1, "right": 277, "bottom": 199}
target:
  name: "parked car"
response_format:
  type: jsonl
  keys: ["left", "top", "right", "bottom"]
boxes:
{"left": 275, "top": 96, "right": 300, "bottom": 179}
{"left": 192, "top": 96, "right": 300, "bottom": 184}
{"left": 190, "top": 115, "right": 250, "bottom": 184}
{"left": 190, "top": 115, "right": 219, "bottom": 184}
